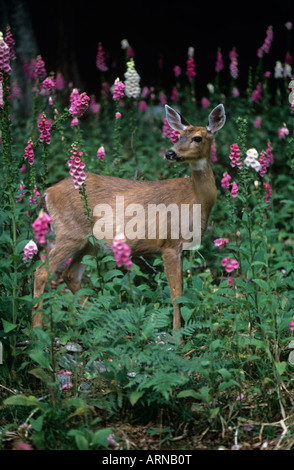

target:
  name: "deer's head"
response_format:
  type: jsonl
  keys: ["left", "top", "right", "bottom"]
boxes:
{"left": 165, "top": 104, "right": 226, "bottom": 170}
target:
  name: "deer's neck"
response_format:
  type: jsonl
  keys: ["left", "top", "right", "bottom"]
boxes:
{"left": 189, "top": 157, "right": 217, "bottom": 217}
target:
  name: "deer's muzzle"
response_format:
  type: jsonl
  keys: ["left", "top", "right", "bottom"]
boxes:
{"left": 165, "top": 149, "right": 178, "bottom": 161}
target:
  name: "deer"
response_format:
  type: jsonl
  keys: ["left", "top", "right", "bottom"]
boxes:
{"left": 32, "top": 103, "right": 226, "bottom": 331}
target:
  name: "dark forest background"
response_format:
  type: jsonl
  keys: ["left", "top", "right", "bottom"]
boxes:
{"left": 0, "top": 0, "right": 293, "bottom": 100}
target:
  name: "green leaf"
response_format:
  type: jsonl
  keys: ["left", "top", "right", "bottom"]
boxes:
{"left": 2, "top": 319, "right": 18, "bottom": 333}
{"left": 92, "top": 428, "right": 113, "bottom": 448}
{"left": 275, "top": 361, "right": 287, "bottom": 376}
{"left": 181, "top": 306, "right": 194, "bottom": 322}
{"left": 29, "top": 367, "right": 54, "bottom": 385}
{"left": 252, "top": 278, "right": 269, "bottom": 291}
{"left": 129, "top": 391, "right": 144, "bottom": 406}
{"left": 177, "top": 389, "right": 199, "bottom": 399}
{"left": 74, "top": 288, "right": 95, "bottom": 298}
{"left": 103, "top": 269, "right": 123, "bottom": 282}
{"left": 29, "top": 351, "right": 51, "bottom": 370}
{"left": 30, "top": 415, "right": 44, "bottom": 432}
{"left": 75, "top": 434, "right": 89, "bottom": 450}
{"left": 218, "top": 379, "right": 240, "bottom": 392}
{"left": 4, "top": 394, "right": 41, "bottom": 408}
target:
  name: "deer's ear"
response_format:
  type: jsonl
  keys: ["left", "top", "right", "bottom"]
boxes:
{"left": 165, "top": 105, "right": 190, "bottom": 132}
{"left": 206, "top": 104, "right": 226, "bottom": 133}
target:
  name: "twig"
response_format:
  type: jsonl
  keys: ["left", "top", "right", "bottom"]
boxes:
{"left": 0, "top": 383, "right": 17, "bottom": 394}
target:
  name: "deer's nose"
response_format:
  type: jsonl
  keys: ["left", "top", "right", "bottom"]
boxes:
{"left": 165, "top": 149, "right": 178, "bottom": 161}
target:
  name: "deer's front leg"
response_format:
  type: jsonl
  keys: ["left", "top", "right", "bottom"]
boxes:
{"left": 162, "top": 247, "right": 183, "bottom": 331}
{"left": 33, "top": 265, "right": 49, "bottom": 328}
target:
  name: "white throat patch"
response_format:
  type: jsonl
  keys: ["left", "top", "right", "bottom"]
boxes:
{"left": 190, "top": 158, "right": 207, "bottom": 171}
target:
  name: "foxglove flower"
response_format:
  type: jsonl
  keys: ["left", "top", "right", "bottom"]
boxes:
{"left": 138, "top": 101, "right": 147, "bottom": 112}
{"left": 97, "top": 146, "right": 105, "bottom": 161}
{"left": 112, "top": 78, "right": 125, "bottom": 101}
{"left": 107, "top": 435, "right": 118, "bottom": 450}
{"left": 266, "top": 142, "right": 274, "bottom": 165}
{"left": 229, "top": 144, "right": 242, "bottom": 169}
{"left": 0, "top": 79, "right": 3, "bottom": 108}
{"left": 214, "top": 238, "right": 229, "bottom": 249}
{"left": 90, "top": 96, "right": 100, "bottom": 114}
{"left": 23, "top": 240, "right": 38, "bottom": 263}
{"left": 171, "top": 87, "right": 178, "bottom": 103}
{"left": 12, "top": 441, "right": 33, "bottom": 451}
{"left": 124, "top": 59, "right": 141, "bottom": 98}
{"left": 274, "top": 61, "right": 283, "bottom": 79}
{"left": 251, "top": 83, "right": 262, "bottom": 103}
{"left": 67, "top": 145, "right": 87, "bottom": 189}
{"left": 231, "top": 182, "right": 238, "bottom": 198}
{"left": 222, "top": 257, "right": 239, "bottom": 273}
{"left": 70, "top": 117, "right": 79, "bottom": 127}
{"left": 0, "top": 31, "right": 11, "bottom": 74}
{"left": 170, "top": 129, "right": 179, "bottom": 144}
{"left": 221, "top": 172, "right": 231, "bottom": 189}
{"left": 5, "top": 26, "right": 16, "bottom": 61}
{"left": 69, "top": 89, "right": 90, "bottom": 118}
{"left": 232, "top": 87, "right": 240, "bottom": 97}
{"left": 24, "top": 139, "right": 34, "bottom": 165}
{"left": 278, "top": 127, "right": 289, "bottom": 139}
{"left": 162, "top": 117, "right": 172, "bottom": 139}
{"left": 34, "top": 55, "right": 46, "bottom": 80}
{"left": 225, "top": 259, "right": 239, "bottom": 273}
{"left": 38, "top": 113, "right": 51, "bottom": 144}
{"left": 244, "top": 148, "right": 261, "bottom": 172}
{"left": 259, "top": 144, "right": 273, "bottom": 178}
{"left": 173, "top": 65, "right": 181, "bottom": 77}
{"left": 201, "top": 97, "right": 210, "bottom": 109}
{"left": 264, "top": 182, "right": 272, "bottom": 203}
{"left": 112, "top": 233, "right": 132, "bottom": 270}
{"left": 186, "top": 56, "right": 196, "bottom": 82}
{"left": 257, "top": 26, "right": 273, "bottom": 58}
{"left": 32, "top": 210, "right": 52, "bottom": 245}
{"left": 55, "top": 72, "right": 65, "bottom": 90}
{"left": 12, "top": 81, "right": 21, "bottom": 99}
{"left": 211, "top": 140, "right": 217, "bottom": 162}
{"left": 229, "top": 49, "right": 238, "bottom": 79}
{"left": 41, "top": 77, "right": 55, "bottom": 94}
{"left": 283, "top": 64, "right": 292, "bottom": 78}
{"left": 96, "top": 43, "right": 108, "bottom": 72}
{"left": 16, "top": 182, "right": 26, "bottom": 202}
{"left": 215, "top": 49, "right": 224, "bottom": 72}
{"left": 254, "top": 116, "right": 262, "bottom": 128}
{"left": 29, "top": 185, "right": 40, "bottom": 205}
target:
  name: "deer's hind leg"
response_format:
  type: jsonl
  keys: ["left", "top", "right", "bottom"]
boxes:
{"left": 32, "top": 238, "right": 89, "bottom": 327}
{"left": 62, "top": 244, "right": 93, "bottom": 307}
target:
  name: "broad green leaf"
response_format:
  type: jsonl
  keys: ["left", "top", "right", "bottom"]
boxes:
{"left": 29, "top": 367, "right": 53, "bottom": 384}
{"left": 75, "top": 434, "right": 89, "bottom": 450}
{"left": 29, "top": 351, "right": 51, "bottom": 370}
{"left": 30, "top": 415, "right": 44, "bottom": 432}
{"left": 4, "top": 394, "right": 41, "bottom": 407}
{"left": 92, "top": 428, "right": 113, "bottom": 447}
{"left": 275, "top": 361, "right": 287, "bottom": 376}
{"left": 2, "top": 319, "right": 18, "bottom": 333}
{"left": 177, "top": 389, "right": 199, "bottom": 399}
{"left": 181, "top": 306, "right": 194, "bottom": 322}
{"left": 103, "top": 269, "right": 123, "bottom": 282}
{"left": 129, "top": 391, "right": 144, "bottom": 405}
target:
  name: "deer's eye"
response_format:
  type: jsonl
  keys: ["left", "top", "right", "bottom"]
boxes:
{"left": 192, "top": 136, "right": 202, "bottom": 143}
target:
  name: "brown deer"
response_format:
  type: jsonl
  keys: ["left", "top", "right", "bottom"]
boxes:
{"left": 32, "top": 104, "right": 226, "bottom": 330}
